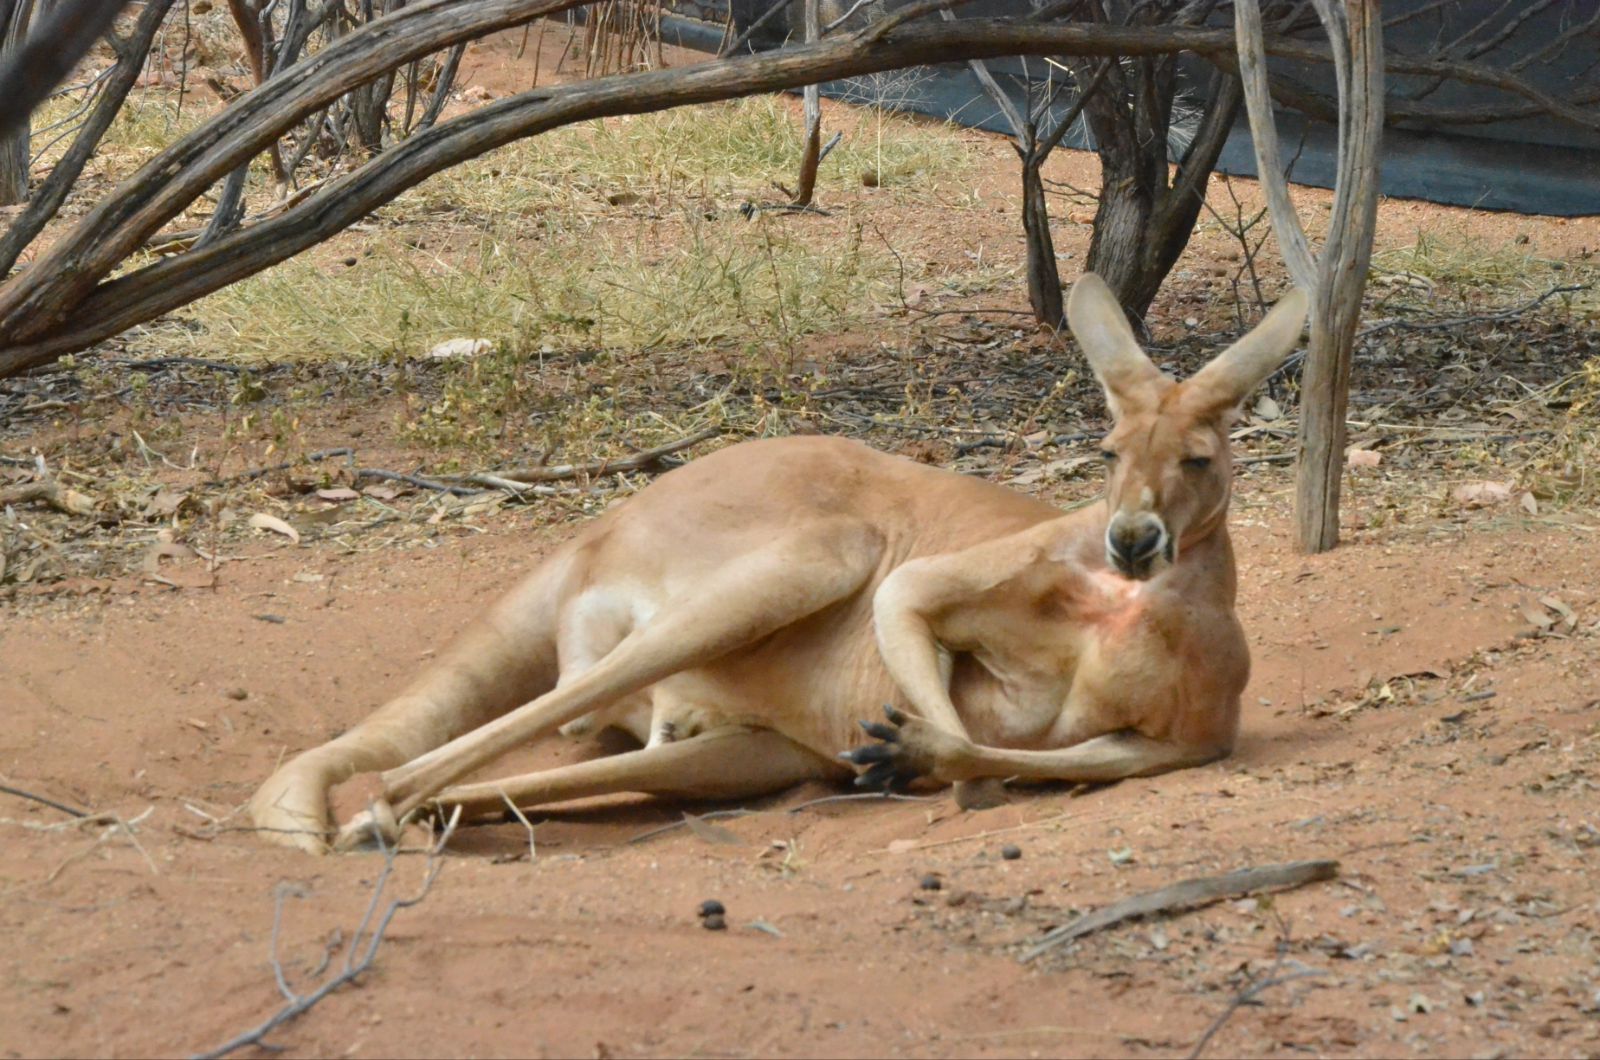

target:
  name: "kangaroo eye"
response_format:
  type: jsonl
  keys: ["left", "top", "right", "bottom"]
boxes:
{"left": 1100, "top": 450, "right": 1118, "bottom": 463}
{"left": 1182, "top": 456, "right": 1212, "bottom": 470}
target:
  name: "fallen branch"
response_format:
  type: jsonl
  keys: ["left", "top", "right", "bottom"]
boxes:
{"left": 213, "top": 447, "right": 355, "bottom": 486}
{"left": 353, "top": 468, "right": 483, "bottom": 497}
{"left": 192, "top": 806, "right": 462, "bottom": 1060}
{"left": 481, "top": 426, "right": 723, "bottom": 484}
{"left": 0, "top": 479, "right": 96, "bottom": 515}
{"left": 1019, "top": 859, "right": 1338, "bottom": 962}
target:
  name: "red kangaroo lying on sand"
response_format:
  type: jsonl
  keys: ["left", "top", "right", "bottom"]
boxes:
{"left": 251, "top": 273, "right": 1309, "bottom": 853}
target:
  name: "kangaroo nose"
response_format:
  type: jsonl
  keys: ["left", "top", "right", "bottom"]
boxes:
{"left": 1106, "top": 517, "right": 1168, "bottom": 579}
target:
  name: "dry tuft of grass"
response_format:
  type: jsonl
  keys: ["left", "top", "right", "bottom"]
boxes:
{"left": 1369, "top": 230, "right": 1592, "bottom": 300}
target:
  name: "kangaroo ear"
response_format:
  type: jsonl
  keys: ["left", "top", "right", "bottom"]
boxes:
{"left": 1187, "top": 288, "right": 1309, "bottom": 411}
{"left": 1066, "top": 273, "right": 1167, "bottom": 418}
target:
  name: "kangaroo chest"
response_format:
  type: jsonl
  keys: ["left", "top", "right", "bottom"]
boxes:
{"left": 950, "top": 577, "right": 1185, "bottom": 749}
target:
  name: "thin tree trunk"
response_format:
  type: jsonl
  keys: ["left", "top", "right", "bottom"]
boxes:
{"left": 1294, "top": 0, "right": 1383, "bottom": 552}
{"left": 0, "top": 0, "right": 36, "bottom": 205}
{"left": 1020, "top": 152, "right": 1062, "bottom": 325}
{"left": 792, "top": 0, "right": 821, "bottom": 205}
{"left": 1235, "top": 0, "right": 1383, "bottom": 554}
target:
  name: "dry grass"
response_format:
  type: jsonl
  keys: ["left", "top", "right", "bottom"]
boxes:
{"left": 1369, "top": 230, "right": 1593, "bottom": 301}
{"left": 147, "top": 209, "right": 896, "bottom": 364}
{"left": 132, "top": 97, "right": 977, "bottom": 365}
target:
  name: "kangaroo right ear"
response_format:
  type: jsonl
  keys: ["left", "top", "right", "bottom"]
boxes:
{"left": 1066, "top": 273, "right": 1169, "bottom": 418}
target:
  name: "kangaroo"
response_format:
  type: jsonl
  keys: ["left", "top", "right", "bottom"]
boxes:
{"left": 249, "top": 273, "right": 1307, "bottom": 853}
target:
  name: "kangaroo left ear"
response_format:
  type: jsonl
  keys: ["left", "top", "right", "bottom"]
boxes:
{"left": 1187, "top": 288, "right": 1309, "bottom": 409}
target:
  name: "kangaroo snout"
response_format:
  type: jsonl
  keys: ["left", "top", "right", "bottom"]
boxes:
{"left": 1106, "top": 513, "right": 1171, "bottom": 580}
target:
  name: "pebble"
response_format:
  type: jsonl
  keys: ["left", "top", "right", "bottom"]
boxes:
{"left": 1000, "top": 844, "right": 1022, "bottom": 861}
{"left": 919, "top": 874, "right": 942, "bottom": 891}
{"left": 701, "top": 913, "right": 727, "bottom": 931}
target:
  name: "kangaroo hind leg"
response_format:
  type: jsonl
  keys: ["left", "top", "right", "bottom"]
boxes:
{"left": 250, "top": 556, "right": 570, "bottom": 853}
{"left": 440, "top": 726, "right": 843, "bottom": 820}
{"left": 368, "top": 517, "right": 885, "bottom": 837}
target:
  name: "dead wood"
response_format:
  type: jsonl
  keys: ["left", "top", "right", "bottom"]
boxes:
{"left": 0, "top": 479, "right": 96, "bottom": 515}
{"left": 1019, "top": 859, "right": 1339, "bottom": 962}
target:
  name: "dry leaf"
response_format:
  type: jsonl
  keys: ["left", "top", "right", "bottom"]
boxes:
{"left": 681, "top": 812, "right": 745, "bottom": 846}
{"left": 1519, "top": 491, "right": 1539, "bottom": 516}
{"left": 1539, "top": 595, "right": 1578, "bottom": 630}
{"left": 142, "top": 541, "right": 197, "bottom": 574}
{"left": 886, "top": 838, "right": 919, "bottom": 854}
{"left": 248, "top": 512, "right": 301, "bottom": 544}
{"left": 141, "top": 489, "right": 190, "bottom": 517}
{"left": 1253, "top": 395, "right": 1283, "bottom": 422}
{"left": 1519, "top": 599, "right": 1556, "bottom": 629}
{"left": 1347, "top": 448, "right": 1382, "bottom": 469}
{"left": 1451, "top": 481, "right": 1514, "bottom": 509}
{"left": 315, "top": 487, "right": 360, "bottom": 502}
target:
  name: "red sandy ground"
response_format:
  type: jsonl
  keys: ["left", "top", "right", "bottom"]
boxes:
{"left": 2, "top": 491, "right": 1598, "bottom": 1059}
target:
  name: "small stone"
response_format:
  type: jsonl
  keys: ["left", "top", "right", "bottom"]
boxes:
{"left": 225, "top": 687, "right": 248, "bottom": 701}
{"left": 1000, "top": 844, "right": 1022, "bottom": 861}
{"left": 701, "top": 913, "right": 727, "bottom": 931}
{"left": 919, "top": 874, "right": 942, "bottom": 891}
{"left": 697, "top": 899, "right": 725, "bottom": 918}
{"left": 1450, "top": 938, "right": 1475, "bottom": 957}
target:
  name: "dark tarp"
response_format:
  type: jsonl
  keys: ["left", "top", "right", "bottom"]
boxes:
{"left": 657, "top": 1, "right": 1600, "bottom": 216}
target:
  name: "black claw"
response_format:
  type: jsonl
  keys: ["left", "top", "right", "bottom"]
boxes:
{"left": 846, "top": 743, "right": 895, "bottom": 766}
{"left": 858, "top": 761, "right": 899, "bottom": 788}
{"left": 860, "top": 721, "right": 900, "bottom": 743}
{"left": 883, "top": 704, "right": 908, "bottom": 726}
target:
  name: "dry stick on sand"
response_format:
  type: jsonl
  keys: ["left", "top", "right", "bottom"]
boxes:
{"left": 192, "top": 806, "right": 462, "bottom": 1060}
{"left": 1186, "top": 960, "right": 1325, "bottom": 1060}
{"left": 1020, "top": 859, "right": 1339, "bottom": 962}
{"left": 462, "top": 426, "right": 725, "bottom": 485}
{"left": 0, "top": 782, "right": 88, "bottom": 818}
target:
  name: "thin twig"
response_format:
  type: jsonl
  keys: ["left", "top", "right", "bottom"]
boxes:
{"left": 214, "top": 447, "right": 355, "bottom": 485}
{"left": 353, "top": 469, "right": 483, "bottom": 496}
{"left": 1187, "top": 958, "right": 1324, "bottom": 1060}
{"left": 191, "top": 806, "right": 462, "bottom": 1060}
{"left": 0, "top": 782, "right": 88, "bottom": 818}
{"left": 477, "top": 426, "right": 722, "bottom": 484}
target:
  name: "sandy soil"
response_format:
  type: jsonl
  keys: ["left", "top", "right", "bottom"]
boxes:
{"left": 2, "top": 478, "right": 1598, "bottom": 1059}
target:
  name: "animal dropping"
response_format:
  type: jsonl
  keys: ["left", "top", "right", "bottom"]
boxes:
{"left": 245, "top": 274, "right": 1310, "bottom": 855}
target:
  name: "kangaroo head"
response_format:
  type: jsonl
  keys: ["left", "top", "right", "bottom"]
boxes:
{"left": 1065, "top": 273, "right": 1308, "bottom": 580}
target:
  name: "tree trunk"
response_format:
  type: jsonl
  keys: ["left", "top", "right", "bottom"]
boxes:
{"left": 1293, "top": 0, "right": 1383, "bottom": 553}
{"left": 1020, "top": 153, "right": 1062, "bottom": 326}
{"left": 1084, "top": 165, "right": 1160, "bottom": 321}
{"left": 0, "top": 0, "right": 36, "bottom": 206}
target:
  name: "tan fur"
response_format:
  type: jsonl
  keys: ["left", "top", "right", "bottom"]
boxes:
{"left": 249, "top": 275, "right": 1308, "bottom": 854}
